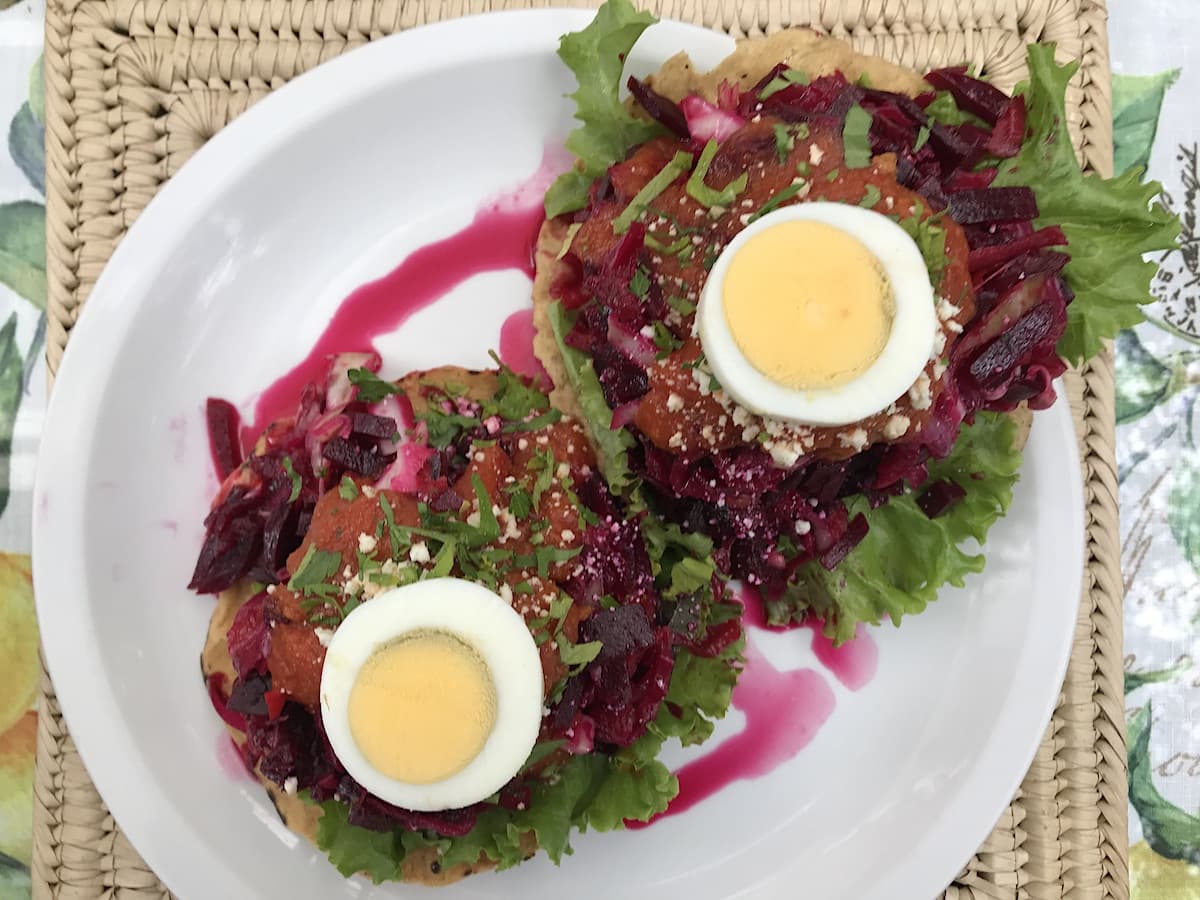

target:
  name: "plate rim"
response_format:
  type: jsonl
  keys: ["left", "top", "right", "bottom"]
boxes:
{"left": 32, "top": 9, "right": 1084, "bottom": 899}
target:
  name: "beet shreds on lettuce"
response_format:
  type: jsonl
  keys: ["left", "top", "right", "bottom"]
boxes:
{"left": 194, "top": 357, "right": 742, "bottom": 881}
{"left": 543, "top": 0, "right": 1177, "bottom": 643}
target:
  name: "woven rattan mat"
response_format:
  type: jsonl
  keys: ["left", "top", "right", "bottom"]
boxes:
{"left": 34, "top": 0, "right": 1125, "bottom": 897}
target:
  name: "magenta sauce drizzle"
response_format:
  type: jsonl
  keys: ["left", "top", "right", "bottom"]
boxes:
{"left": 240, "top": 143, "right": 571, "bottom": 449}
{"left": 498, "top": 308, "right": 551, "bottom": 389}
{"left": 629, "top": 587, "right": 878, "bottom": 828}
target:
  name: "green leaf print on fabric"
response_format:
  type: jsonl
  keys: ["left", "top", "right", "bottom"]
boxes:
{"left": 0, "top": 317, "right": 22, "bottom": 521}
{"left": 1168, "top": 446, "right": 1200, "bottom": 576}
{"left": 0, "top": 852, "right": 31, "bottom": 900}
{"left": 27, "top": 57, "right": 43, "bottom": 126}
{"left": 0, "top": 203, "right": 45, "bottom": 311}
{"left": 1126, "top": 659, "right": 1189, "bottom": 694}
{"left": 1117, "top": 330, "right": 1177, "bottom": 423}
{"left": 1129, "top": 704, "right": 1200, "bottom": 866}
{"left": 1113, "top": 70, "right": 1180, "bottom": 177}
{"left": 6, "top": 106, "right": 41, "bottom": 197}
{"left": 8, "top": 57, "right": 45, "bottom": 196}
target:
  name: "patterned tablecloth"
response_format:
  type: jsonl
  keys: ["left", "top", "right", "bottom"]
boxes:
{"left": 0, "top": 2, "right": 1197, "bottom": 897}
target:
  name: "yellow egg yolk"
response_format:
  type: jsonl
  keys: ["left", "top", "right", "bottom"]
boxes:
{"left": 348, "top": 630, "right": 497, "bottom": 785}
{"left": 722, "top": 220, "right": 895, "bottom": 390}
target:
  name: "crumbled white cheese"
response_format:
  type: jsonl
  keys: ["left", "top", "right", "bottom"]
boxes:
{"left": 666, "top": 392, "right": 684, "bottom": 412}
{"left": 409, "top": 541, "right": 431, "bottom": 564}
{"left": 466, "top": 511, "right": 481, "bottom": 528}
{"left": 809, "top": 143, "right": 825, "bottom": 166}
{"left": 314, "top": 627, "right": 335, "bottom": 649}
{"left": 909, "top": 373, "right": 932, "bottom": 410}
{"left": 767, "top": 440, "right": 803, "bottom": 467}
{"left": 561, "top": 529, "right": 576, "bottom": 542}
{"left": 795, "top": 520, "right": 812, "bottom": 535}
{"left": 357, "top": 533, "right": 377, "bottom": 555}
{"left": 838, "top": 428, "right": 870, "bottom": 452}
{"left": 883, "top": 415, "right": 911, "bottom": 440}
{"left": 936, "top": 298, "right": 962, "bottom": 322}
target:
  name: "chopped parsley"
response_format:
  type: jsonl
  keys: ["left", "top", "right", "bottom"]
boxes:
{"left": 826, "top": 167, "right": 841, "bottom": 183}
{"left": 859, "top": 184, "right": 882, "bottom": 209}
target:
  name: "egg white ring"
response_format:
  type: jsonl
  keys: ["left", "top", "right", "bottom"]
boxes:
{"left": 697, "top": 201, "right": 938, "bottom": 427}
{"left": 319, "top": 578, "right": 544, "bottom": 812}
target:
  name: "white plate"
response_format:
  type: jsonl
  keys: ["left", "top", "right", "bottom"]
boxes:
{"left": 32, "top": 11, "right": 1083, "bottom": 900}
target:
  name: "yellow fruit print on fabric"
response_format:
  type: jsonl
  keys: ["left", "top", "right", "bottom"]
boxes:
{"left": 0, "top": 554, "right": 36, "bottom": 899}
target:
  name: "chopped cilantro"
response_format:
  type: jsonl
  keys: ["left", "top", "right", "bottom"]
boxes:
{"left": 558, "top": 639, "right": 603, "bottom": 671}
{"left": 652, "top": 321, "right": 682, "bottom": 359}
{"left": 613, "top": 151, "right": 694, "bottom": 234}
{"left": 527, "top": 447, "right": 558, "bottom": 507}
{"left": 826, "top": 168, "right": 841, "bottom": 183}
{"left": 514, "top": 546, "right": 582, "bottom": 579}
{"left": 287, "top": 545, "right": 343, "bottom": 601}
{"left": 555, "top": 223, "right": 582, "bottom": 260}
{"left": 430, "top": 540, "right": 456, "bottom": 578}
{"left": 686, "top": 141, "right": 748, "bottom": 208}
{"left": 842, "top": 104, "right": 873, "bottom": 168}
{"left": 667, "top": 294, "right": 696, "bottom": 317}
{"left": 347, "top": 368, "right": 401, "bottom": 404}
{"left": 629, "top": 267, "right": 651, "bottom": 299}
{"left": 913, "top": 125, "right": 931, "bottom": 153}
{"left": 506, "top": 483, "right": 533, "bottom": 520}
{"left": 548, "top": 593, "right": 573, "bottom": 622}
{"left": 773, "top": 123, "right": 793, "bottom": 163}
{"left": 859, "top": 184, "right": 882, "bottom": 209}
{"left": 645, "top": 234, "right": 692, "bottom": 255}
{"left": 748, "top": 181, "right": 808, "bottom": 224}
{"left": 757, "top": 68, "right": 809, "bottom": 100}
{"left": 502, "top": 408, "right": 562, "bottom": 435}
{"left": 893, "top": 208, "right": 949, "bottom": 284}
{"left": 796, "top": 160, "right": 810, "bottom": 177}
{"left": 338, "top": 475, "right": 359, "bottom": 501}
{"left": 281, "top": 456, "right": 302, "bottom": 502}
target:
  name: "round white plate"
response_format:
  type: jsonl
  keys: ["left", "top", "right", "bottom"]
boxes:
{"left": 33, "top": 11, "right": 1083, "bottom": 900}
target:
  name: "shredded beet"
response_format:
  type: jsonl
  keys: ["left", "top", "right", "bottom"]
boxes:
{"left": 917, "top": 479, "right": 968, "bottom": 518}
{"left": 925, "top": 67, "right": 1009, "bottom": 124}
{"left": 627, "top": 75, "right": 689, "bottom": 139}
{"left": 947, "top": 186, "right": 1039, "bottom": 224}
{"left": 205, "top": 398, "right": 243, "bottom": 481}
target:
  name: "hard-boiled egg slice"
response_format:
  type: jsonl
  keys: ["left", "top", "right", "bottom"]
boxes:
{"left": 320, "top": 578, "right": 543, "bottom": 812}
{"left": 697, "top": 202, "right": 937, "bottom": 427}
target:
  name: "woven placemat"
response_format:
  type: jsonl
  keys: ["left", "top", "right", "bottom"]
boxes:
{"left": 33, "top": 0, "right": 1125, "bottom": 897}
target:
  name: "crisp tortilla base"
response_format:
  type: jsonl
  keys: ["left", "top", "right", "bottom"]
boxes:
{"left": 199, "top": 366, "right": 535, "bottom": 887}
{"left": 531, "top": 30, "right": 1032, "bottom": 456}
